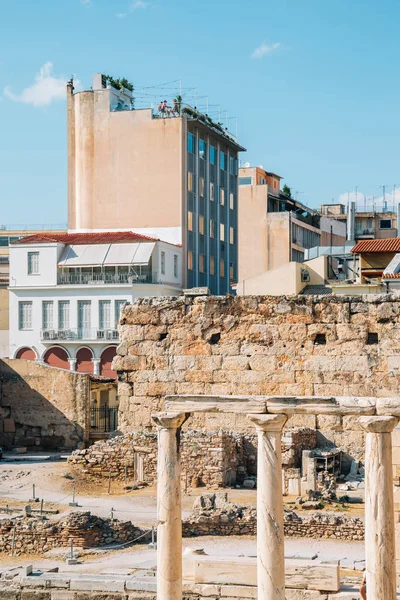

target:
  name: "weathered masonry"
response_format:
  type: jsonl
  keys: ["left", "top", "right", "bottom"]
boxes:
{"left": 154, "top": 395, "right": 399, "bottom": 600}
{"left": 114, "top": 294, "right": 400, "bottom": 463}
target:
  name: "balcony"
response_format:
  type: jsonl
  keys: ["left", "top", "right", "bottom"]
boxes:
{"left": 40, "top": 328, "right": 119, "bottom": 342}
{"left": 57, "top": 272, "right": 153, "bottom": 285}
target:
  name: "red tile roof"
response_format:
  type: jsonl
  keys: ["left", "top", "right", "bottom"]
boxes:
{"left": 351, "top": 238, "right": 400, "bottom": 253}
{"left": 11, "top": 231, "right": 160, "bottom": 245}
{"left": 382, "top": 273, "right": 400, "bottom": 279}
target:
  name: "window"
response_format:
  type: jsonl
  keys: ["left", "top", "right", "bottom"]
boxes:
{"left": 200, "top": 177, "right": 205, "bottom": 197}
{"left": 210, "top": 182, "right": 215, "bottom": 201}
{"left": 199, "top": 215, "right": 205, "bottom": 235}
{"left": 210, "top": 145, "right": 216, "bottom": 165}
{"left": 19, "top": 301, "right": 32, "bottom": 330}
{"left": 28, "top": 252, "right": 39, "bottom": 275}
{"left": 220, "top": 188, "right": 225, "bottom": 206}
{"left": 220, "top": 223, "right": 225, "bottom": 241}
{"left": 161, "top": 251, "right": 166, "bottom": 275}
{"left": 42, "top": 301, "right": 54, "bottom": 330}
{"left": 188, "top": 171, "right": 194, "bottom": 192}
{"left": 188, "top": 211, "right": 193, "bottom": 231}
{"left": 199, "top": 254, "right": 205, "bottom": 273}
{"left": 210, "top": 256, "right": 215, "bottom": 275}
{"left": 259, "top": 177, "right": 266, "bottom": 185}
{"left": 229, "top": 156, "right": 237, "bottom": 175}
{"left": 229, "top": 193, "right": 234, "bottom": 210}
{"left": 115, "top": 300, "right": 127, "bottom": 327}
{"left": 199, "top": 139, "right": 207, "bottom": 160}
{"left": 58, "top": 301, "right": 70, "bottom": 330}
{"left": 78, "top": 300, "right": 91, "bottom": 331}
{"left": 380, "top": 219, "right": 392, "bottom": 229}
{"left": 230, "top": 227, "right": 235, "bottom": 245}
{"left": 99, "top": 300, "right": 111, "bottom": 330}
{"left": 220, "top": 258, "right": 225, "bottom": 277}
{"left": 230, "top": 262, "right": 234, "bottom": 280}
{"left": 220, "top": 151, "right": 226, "bottom": 171}
{"left": 188, "top": 250, "right": 193, "bottom": 270}
{"left": 188, "top": 132, "right": 195, "bottom": 153}
{"left": 239, "top": 177, "right": 253, "bottom": 186}
{"left": 174, "top": 254, "right": 178, "bottom": 278}
{"left": 0, "top": 238, "right": 8, "bottom": 247}
{"left": 210, "top": 219, "right": 215, "bottom": 238}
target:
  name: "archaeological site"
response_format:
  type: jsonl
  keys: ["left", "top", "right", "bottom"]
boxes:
{"left": 2, "top": 293, "right": 400, "bottom": 599}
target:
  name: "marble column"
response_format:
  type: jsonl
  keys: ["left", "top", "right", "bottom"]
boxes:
{"left": 152, "top": 411, "right": 189, "bottom": 600}
{"left": 248, "top": 414, "right": 288, "bottom": 600}
{"left": 68, "top": 358, "right": 76, "bottom": 371}
{"left": 359, "top": 415, "right": 399, "bottom": 600}
{"left": 92, "top": 358, "right": 100, "bottom": 376}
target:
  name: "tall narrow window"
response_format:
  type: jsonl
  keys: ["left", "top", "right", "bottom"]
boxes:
{"left": 115, "top": 300, "right": 127, "bottom": 327}
{"left": 161, "top": 251, "right": 166, "bottom": 275}
{"left": 200, "top": 177, "right": 205, "bottom": 197}
{"left": 210, "top": 219, "right": 215, "bottom": 238}
{"left": 199, "top": 254, "right": 205, "bottom": 273}
{"left": 220, "top": 151, "right": 226, "bottom": 171}
{"left": 188, "top": 172, "right": 194, "bottom": 192}
{"left": 173, "top": 254, "right": 178, "bottom": 278}
{"left": 19, "top": 301, "right": 32, "bottom": 330}
{"left": 188, "top": 211, "right": 193, "bottom": 231}
{"left": 188, "top": 250, "right": 193, "bottom": 270}
{"left": 27, "top": 252, "right": 39, "bottom": 275}
{"left": 220, "top": 223, "right": 225, "bottom": 242}
{"left": 230, "top": 226, "right": 234, "bottom": 245}
{"left": 210, "top": 145, "right": 216, "bottom": 165}
{"left": 78, "top": 301, "right": 91, "bottom": 333}
{"left": 199, "top": 215, "right": 205, "bottom": 235}
{"left": 230, "top": 193, "right": 234, "bottom": 210}
{"left": 210, "top": 256, "right": 215, "bottom": 275}
{"left": 99, "top": 300, "right": 111, "bottom": 330}
{"left": 199, "top": 139, "right": 207, "bottom": 159}
{"left": 210, "top": 182, "right": 215, "bottom": 202}
{"left": 188, "top": 132, "right": 195, "bottom": 153}
{"left": 58, "top": 301, "right": 70, "bottom": 330}
{"left": 220, "top": 188, "right": 225, "bottom": 206}
{"left": 230, "top": 262, "right": 234, "bottom": 280}
{"left": 220, "top": 258, "right": 225, "bottom": 278}
{"left": 42, "top": 301, "right": 54, "bottom": 330}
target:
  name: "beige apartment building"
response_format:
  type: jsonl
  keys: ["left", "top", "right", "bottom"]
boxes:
{"left": 320, "top": 202, "right": 399, "bottom": 241}
{"left": 238, "top": 166, "right": 346, "bottom": 282}
{"left": 0, "top": 227, "right": 66, "bottom": 358}
{"left": 67, "top": 74, "right": 245, "bottom": 294}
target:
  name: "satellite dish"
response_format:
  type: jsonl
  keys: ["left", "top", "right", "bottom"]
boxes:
{"left": 243, "top": 162, "right": 251, "bottom": 168}
{"left": 258, "top": 164, "right": 264, "bottom": 169}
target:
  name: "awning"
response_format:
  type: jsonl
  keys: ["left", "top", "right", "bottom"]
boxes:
{"left": 103, "top": 242, "right": 155, "bottom": 266}
{"left": 58, "top": 242, "right": 155, "bottom": 267}
{"left": 58, "top": 244, "right": 110, "bottom": 267}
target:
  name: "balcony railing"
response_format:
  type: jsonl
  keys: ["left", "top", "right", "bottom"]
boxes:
{"left": 355, "top": 227, "right": 375, "bottom": 235}
{"left": 40, "top": 328, "right": 119, "bottom": 342}
{"left": 57, "top": 273, "right": 153, "bottom": 285}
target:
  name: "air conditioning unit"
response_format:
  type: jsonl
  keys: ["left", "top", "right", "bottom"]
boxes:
{"left": 301, "top": 269, "right": 310, "bottom": 283}
{"left": 112, "top": 330, "right": 119, "bottom": 340}
{"left": 97, "top": 330, "right": 105, "bottom": 339}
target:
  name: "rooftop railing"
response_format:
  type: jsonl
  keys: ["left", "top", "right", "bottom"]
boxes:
{"left": 0, "top": 224, "right": 67, "bottom": 231}
{"left": 58, "top": 272, "right": 154, "bottom": 285}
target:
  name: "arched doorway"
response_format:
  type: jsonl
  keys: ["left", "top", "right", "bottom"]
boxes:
{"left": 16, "top": 347, "right": 36, "bottom": 361}
{"left": 76, "top": 347, "right": 94, "bottom": 374}
{"left": 43, "top": 347, "right": 70, "bottom": 370}
{"left": 100, "top": 346, "right": 117, "bottom": 378}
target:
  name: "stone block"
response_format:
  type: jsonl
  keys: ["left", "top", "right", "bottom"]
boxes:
{"left": 21, "top": 593, "right": 52, "bottom": 600}
{"left": 220, "top": 585, "right": 257, "bottom": 598}
{"left": 70, "top": 580, "right": 125, "bottom": 592}
{"left": 2, "top": 419, "right": 15, "bottom": 433}
{"left": 50, "top": 593, "right": 76, "bottom": 600}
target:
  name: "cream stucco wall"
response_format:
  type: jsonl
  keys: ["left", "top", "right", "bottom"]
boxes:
{"left": 68, "top": 87, "right": 185, "bottom": 231}
{"left": 236, "top": 259, "right": 325, "bottom": 296}
{"left": 237, "top": 184, "right": 269, "bottom": 281}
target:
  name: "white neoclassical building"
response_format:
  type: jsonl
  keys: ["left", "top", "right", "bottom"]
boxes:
{"left": 9, "top": 231, "right": 182, "bottom": 376}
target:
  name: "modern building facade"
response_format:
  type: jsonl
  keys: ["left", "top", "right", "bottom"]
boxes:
{"left": 9, "top": 231, "right": 182, "bottom": 376}
{"left": 67, "top": 74, "right": 245, "bottom": 295}
{"left": 237, "top": 166, "right": 344, "bottom": 282}
{"left": 0, "top": 226, "right": 67, "bottom": 358}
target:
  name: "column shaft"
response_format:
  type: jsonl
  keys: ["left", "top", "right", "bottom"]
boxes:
{"left": 248, "top": 414, "right": 288, "bottom": 600}
{"left": 360, "top": 415, "right": 399, "bottom": 600}
{"left": 152, "top": 412, "right": 188, "bottom": 600}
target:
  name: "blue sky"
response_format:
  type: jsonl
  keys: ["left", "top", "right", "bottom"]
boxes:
{"left": 1, "top": 0, "right": 400, "bottom": 225}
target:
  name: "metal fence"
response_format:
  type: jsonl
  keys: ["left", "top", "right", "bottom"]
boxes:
{"left": 90, "top": 407, "right": 118, "bottom": 433}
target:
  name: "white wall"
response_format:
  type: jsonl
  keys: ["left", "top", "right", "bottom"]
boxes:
{"left": 10, "top": 243, "right": 63, "bottom": 287}
{"left": 153, "top": 241, "right": 182, "bottom": 286}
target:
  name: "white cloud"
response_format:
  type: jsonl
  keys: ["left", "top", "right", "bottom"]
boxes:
{"left": 251, "top": 42, "right": 281, "bottom": 59}
{"left": 117, "top": 0, "right": 149, "bottom": 18}
{"left": 4, "top": 63, "right": 80, "bottom": 108}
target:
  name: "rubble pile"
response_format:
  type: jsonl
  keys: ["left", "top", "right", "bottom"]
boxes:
{"left": 183, "top": 493, "right": 365, "bottom": 541}
{"left": 0, "top": 511, "right": 147, "bottom": 555}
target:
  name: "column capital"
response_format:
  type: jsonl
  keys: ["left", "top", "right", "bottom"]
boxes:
{"left": 247, "top": 413, "right": 288, "bottom": 432}
{"left": 359, "top": 415, "right": 399, "bottom": 433}
{"left": 152, "top": 411, "right": 190, "bottom": 430}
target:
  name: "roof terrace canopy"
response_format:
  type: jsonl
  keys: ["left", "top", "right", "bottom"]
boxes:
{"left": 58, "top": 242, "right": 155, "bottom": 268}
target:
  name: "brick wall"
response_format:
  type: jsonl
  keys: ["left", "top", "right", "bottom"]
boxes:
{"left": 113, "top": 295, "right": 400, "bottom": 469}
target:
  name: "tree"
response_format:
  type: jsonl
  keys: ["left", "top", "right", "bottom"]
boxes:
{"left": 282, "top": 184, "right": 292, "bottom": 198}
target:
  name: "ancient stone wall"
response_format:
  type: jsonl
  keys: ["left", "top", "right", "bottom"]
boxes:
{"left": 0, "top": 359, "right": 90, "bottom": 450}
{"left": 69, "top": 430, "right": 238, "bottom": 488}
{"left": 0, "top": 512, "right": 147, "bottom": 556}
{"left": 113, "top": 294, "right": 400, "bottom": 469}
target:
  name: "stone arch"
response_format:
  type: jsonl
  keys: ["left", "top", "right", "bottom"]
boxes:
{"left": 43, "top": 346, "right": 70, "bottom": 370}
{"left": 15, "top": 347, "right": 37, "bottom": 361}
{"left": 76, "top": 347, "right": 94, "bottom": 374}
{"left": 100, "top": 346, "right": 117, "bottom": 379}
